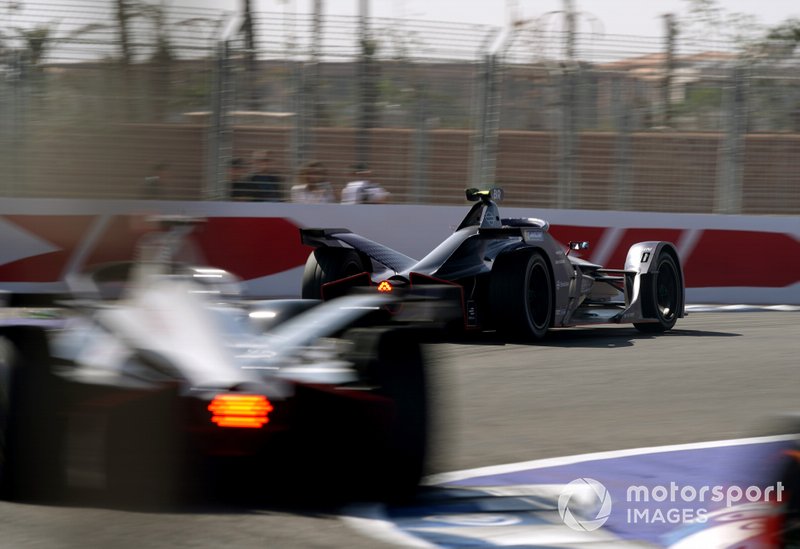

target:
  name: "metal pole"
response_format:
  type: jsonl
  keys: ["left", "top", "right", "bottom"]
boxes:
{"left": 469, "top": 28, "right": 503, "bottom": 192}
{"left": 557, "top": 0, "right": 578, "bottom": 208}
{"left": 291, "top": 57, "right": 308, "bottom": 166}
{"left": 357, "top": 0, "right": 373, "bottom": 164}
{"left": 311, "top": 0, "right": 322, "bottom": 126}
{"left": 470, "top": 55, "right": 487, "bottom": 190}
{"left": 662, "top": 13, "right": 677, "bottom": 128}
{"left": 205, "top": 40, "right": 232, "bottom": 200}
{"left": 715, "top": 64, "right": 747, "bottom": 214}
{"left": 410, "top": 80, "right": 429, "bottom": 203}
{"left": 205, "top": 13, "right": 244, "bottom": 200}
{"left": 285, "top": 0, "right": 305, "bottom": 170}
{"left": 564, "top": 0, "right": 576, "bottom": 60}
{"left": 612, "top": 77, "right": 633, "bottom": 210}
{"left": 0, "top": 51, "right": 28, "bottom": 196}
{"left": 242, "top": 0, "right": 260, "bottom": 110}
{"left": 471, "top": 53, "right": 502, "bottom": 189}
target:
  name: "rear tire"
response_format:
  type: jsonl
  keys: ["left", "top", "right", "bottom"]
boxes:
{"left": 104, "top": 387, "right": 188, "bottom": 509}
{"left": 301, "top": 248, "right": 366, "bottom": 299}
{"left": 342, "top": 328, "right": 428, "bottom": 502}
{"left": 371, "top": 329, "right": 427, "bottom": 501}
{"left": 0, "top": 328, "right": 65, "bottom": 502}
{"left": 490, "top": 249, "right": 553, "bottom": 340}
{"left": 634, "top": 252, "right": 681, "bottom": 333}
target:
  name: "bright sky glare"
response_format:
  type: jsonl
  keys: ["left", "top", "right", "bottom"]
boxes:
{"left": 177, "top": 0, "right": 800, "bottom": 37}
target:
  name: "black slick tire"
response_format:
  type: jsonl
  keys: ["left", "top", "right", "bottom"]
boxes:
{"left": 634, "top": 252, "right": 681, "bottom": 333}
{"left": 490, "top": 249, "right": 553, "bottom": 340}
{"left": 0, "top": 327, "right": 65, "bottom": 502}
{"left": 301, "top": 248, "right": 366, "bottom": 299}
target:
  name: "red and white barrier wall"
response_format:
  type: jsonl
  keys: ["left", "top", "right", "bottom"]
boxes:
{"left": 0, "top": 198, "right": 798, "bottom": 304}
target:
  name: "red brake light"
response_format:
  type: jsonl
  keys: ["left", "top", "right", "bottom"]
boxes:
{"left": 208, "top": 394, "right": 273, "bottom": 429}
{"left": 377, "top": 280, "right": 393, "bottom": 293}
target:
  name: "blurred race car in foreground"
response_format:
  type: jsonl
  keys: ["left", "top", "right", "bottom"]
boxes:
{"left": 301, "top": 188, "right": 686, "bottom": 340}
{"left": 762, "top": 429, "right": 800, "bottom": 546}
{"left": 0, "top": 219, "right": 446, "bottom": 507}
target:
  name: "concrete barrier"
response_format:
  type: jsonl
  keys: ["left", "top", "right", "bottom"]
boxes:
{"left": 0, "top": 198, "right": 797, "bottom": 304}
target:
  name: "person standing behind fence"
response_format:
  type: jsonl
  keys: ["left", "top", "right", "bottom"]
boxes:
{"left": 340, "top": 163, "right": 389, "bottom": 204}
{"left": 228, "top": 157, "right": 252, "bottom": 201}
{"left": 290, "top": 160, "right": 335, "bottom": 204}
{"left": 240, "top": 149, "right": 283, "bottom": 201}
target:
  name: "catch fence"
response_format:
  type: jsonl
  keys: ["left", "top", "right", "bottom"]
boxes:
{"left": 1, "top": 1, "right": 798, "bottom": 213}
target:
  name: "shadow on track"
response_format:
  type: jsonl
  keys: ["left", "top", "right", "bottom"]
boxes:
{"left": 49, "top": 480, "right": 408, "bottom": 518}
{"left": 439, "top": 326, "right": 741, "bottom": 350}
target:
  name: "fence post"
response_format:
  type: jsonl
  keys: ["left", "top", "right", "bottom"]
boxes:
{"left": 356, "top": 0, "right": 378, "bottom": 165}
{"left": 204, "top": 39, "right": 233, "bottom": 200}
{"left": 290, "top": 61, "right": 310, "bottom": 170}
{"left": 204, "top": 13, "right": 243, "bottom": 201}
{"left": 470, "top": 29, "right": 503, "bottom": 190}
{"left": 556, "top": 0, "right": 579, "bottom": 208}
{"left": 470, "top": 53, "right": 502, "bottom": 189}
{"left": 409, "top": 77, "right": 429, "bottom": 203}
{"left": 612, "top": 77, "right": 633, "bottom": 210}
{"left": 294, "top": 63, "right": 321, "bottom": 167}
{"left": 557, "top": 65, "right": 578, "bottom": 208}
{"left": 242, "top": 0, "right": 261, "bottom": 111}
{"left": 0, "top": 51, "right": 29, "bottom": 196}
{"left": 715, "top": 64, "right": 747, "bottom": 214}
{"left": 662, "top": 14, "right": 677, "bottom": 128}
{"left": 310, "top": 0, "right": 323, "bottom": 126}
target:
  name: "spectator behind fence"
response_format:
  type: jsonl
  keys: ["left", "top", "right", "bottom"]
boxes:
{"left": 228, "top": 157, "right": 251, "bottom": 201}
{"left": 290, "top": 160, "right": 335, "bottom": 204}
{"left": 340, "top": 163, "right": 389, "bottom": 204}
{"left": 232, "top": 150, "right": 283, "bottom": 201}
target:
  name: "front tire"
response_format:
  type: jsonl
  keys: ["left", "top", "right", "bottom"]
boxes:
{"left": 490, "top": 249, "right": 553, "bottom": 340}
{"left": 634, "top": 252, "right": 681, "bottom": 333}
{"left": 301, "top": 248, "right": 366, "bottom": 299}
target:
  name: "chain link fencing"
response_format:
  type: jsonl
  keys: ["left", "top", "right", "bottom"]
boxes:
{"left": 0, "top": 0, "right": 227, "bottom": 199}
{"left": 1, "top": 1, "right": 798, "bottom": 213}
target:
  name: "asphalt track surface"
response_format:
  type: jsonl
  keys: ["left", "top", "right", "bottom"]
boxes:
{"left": 1, "top": 311, "right": 797, "bottom": 548}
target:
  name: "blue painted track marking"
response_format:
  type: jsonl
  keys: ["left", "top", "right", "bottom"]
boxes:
{"left": 685, "top": 305, "right": 800, "bottom": 313}
{"left": 343, "top": 436, "right": 795, "bottom": 548}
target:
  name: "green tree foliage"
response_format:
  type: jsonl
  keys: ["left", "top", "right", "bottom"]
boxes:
{"left": 679, "top": 0, "right": 761, "bottom": 44}
{"left": 0, "top": 19, "right": 106, "bottom": 68}
{"left": 110, "top": 1, "right": 220, "bottom": 64}
{"left": 764, "top": 18, "right": 800, "bottom": 56}
{"left": 768, "top": 18, "right": 800, "bottom": 43}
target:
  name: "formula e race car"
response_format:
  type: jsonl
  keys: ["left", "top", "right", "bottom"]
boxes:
{"left": 301, "top": 188, "right": 686, "bottom": 340}
{"left": 0, "top": 219, "right": 434, "bottom": 506}
{"left": 762, "top": 424, "right": 800, "bottom": 546}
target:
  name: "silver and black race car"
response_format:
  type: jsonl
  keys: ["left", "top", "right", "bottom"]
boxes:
{"left": 0, "top": 219, "right": 433, "bottom": 506}
{"left": 301, "top": 188, "right": 686, "bottom": 340}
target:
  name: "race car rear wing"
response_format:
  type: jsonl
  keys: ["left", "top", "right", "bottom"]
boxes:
{"left": 298, "top": 228, "right": 353, "bottom": 248}
{"left": 300, "top": 228, "right": 417, "bottom": 273}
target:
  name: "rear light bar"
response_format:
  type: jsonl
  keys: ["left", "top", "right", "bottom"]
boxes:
{"left": 377, "top": 280, "right": 393, "bottom": 293}
{"left": 208, "top": 394, "right": 273, "bottom": 429}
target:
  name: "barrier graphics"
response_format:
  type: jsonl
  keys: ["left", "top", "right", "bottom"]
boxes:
{"left": 0, "top": 198, "right": 797, "bottom": 303}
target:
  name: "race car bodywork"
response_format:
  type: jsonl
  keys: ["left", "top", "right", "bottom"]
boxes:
{"left": 0, "top": 220, "right": 431, "bottom": 506}
{"left": 301, "top": 188, "right": 686, "bottom": 340}
{"left": 762, "top": 426, "right": 800, "bottom": 545}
